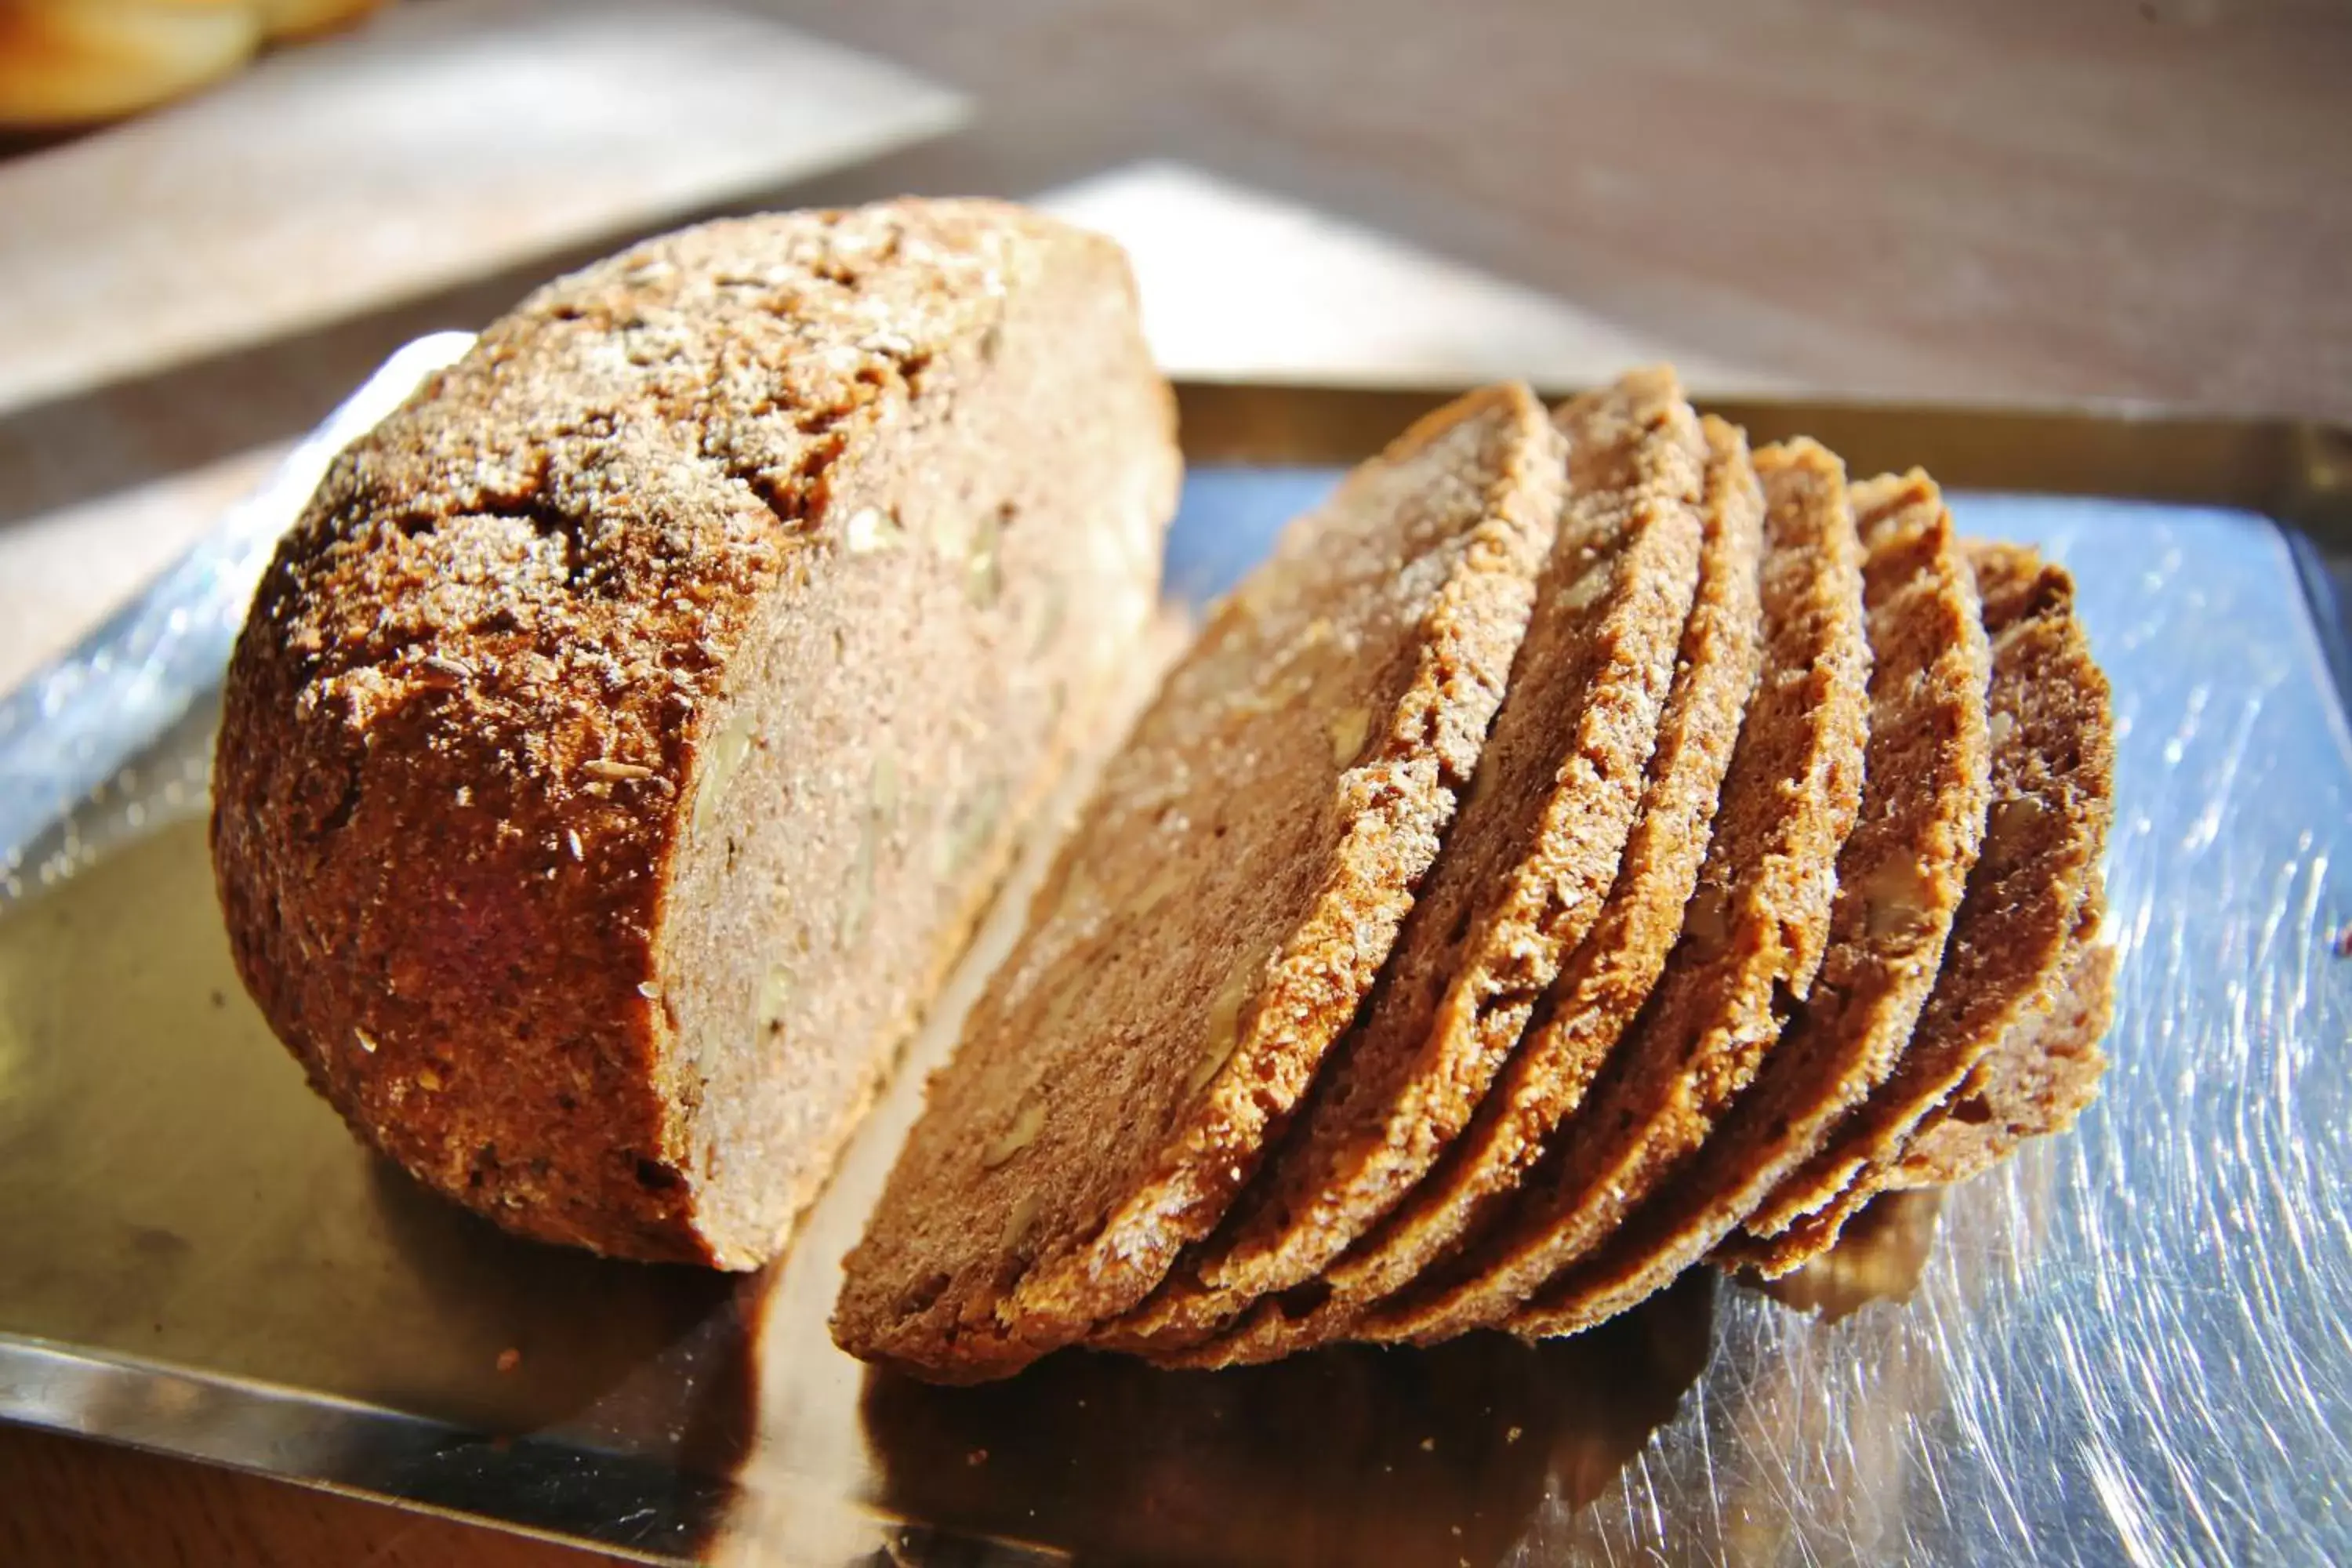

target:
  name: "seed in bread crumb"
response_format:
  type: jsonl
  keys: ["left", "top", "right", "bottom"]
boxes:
{"left": 1684, "top": 884, "right": 1732, "bottom": 954}
{"left": 1001, "top": 1191, "right": 1042, "bottom": 1251}
{"left": 1185, "top": 957, "right": 1260, "bottom": 1096}
{"left": 583, "top": 759, "right": 655, "bottom": 783}
{"left": 1559, "top": 559, "right": 1613, "bottom": 612}
{"left": 982, "top": 1096, "right": 1048, "bottom": 1169}
{"left": 419, "top": 654, "right": 477, "bottom": 685}
{"left": 967, "top": 512, "right": 1004, "bottom": 607}
{"left": 1235, "top": 670, "right": 1313, "bottom": 718}
{"left": 637, "top": 980, "right": 662, "bottom": 1000}
{"left": 1327, "top": 706, "right": 1373, "bottom": 768}
{"left": 755, "top": 967, "right": 793, "bottom": 1033}
{"left": 840, "top": 816, "right": 880, "bottom": 946}
{"left": 692, "top": 714, "right": 757, "bottom": 837}
{"left": 844, "top": 506, "right": 905, "bottom": 554}
{"left": 417, "top": 1067, "right": 443, "bottom": 1091}
{"left": 353, "top": 1028, "right": 377, "bottom": 1054}
{"left": 1860, "top": 862, "right": 1936, "bottom": 939}
{"left": 565, "top": 829, "right": 584, "bottom": 862}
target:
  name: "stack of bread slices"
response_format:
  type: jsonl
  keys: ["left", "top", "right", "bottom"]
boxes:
{"left": 835, "top": 367, "right": 2114, "bottom": 1384}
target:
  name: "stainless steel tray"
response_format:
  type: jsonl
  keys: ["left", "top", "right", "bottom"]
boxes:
{"left": 2, "top": 349, "right": 2347, "bottom": 1566}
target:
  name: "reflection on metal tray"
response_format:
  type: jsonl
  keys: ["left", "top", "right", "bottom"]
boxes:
{"left": 1, "top": 351, "right": 2347, "bottom": 1566}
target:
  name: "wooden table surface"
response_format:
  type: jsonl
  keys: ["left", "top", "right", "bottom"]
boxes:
{"left": 3, "top": 0, "right": 2346, "bottom": 1560}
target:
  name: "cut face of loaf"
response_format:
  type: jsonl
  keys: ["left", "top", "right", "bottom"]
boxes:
{"left": 211, "top": 201, "right": 1181, "bottom": 1269}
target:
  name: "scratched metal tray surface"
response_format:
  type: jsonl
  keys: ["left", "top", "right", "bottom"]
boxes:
{"left": 0, "top": 343, "right": 2347, "bottom": 1566}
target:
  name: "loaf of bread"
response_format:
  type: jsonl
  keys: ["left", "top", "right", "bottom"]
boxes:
{"left": 213, "top": 201, "right": 1179, "bottom": 1268}
{"left": 0, "top": 0, "right": 383, "bottom": 129}
{"left": 0, "top": 1, "right": 257, "bottom": 129}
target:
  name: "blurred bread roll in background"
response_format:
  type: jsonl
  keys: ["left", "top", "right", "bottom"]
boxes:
{"left": 0, "top": 0, "right": 383, "bottom": 129}
{"left": 256, "top": 0, "right": 379, "bottom": 42}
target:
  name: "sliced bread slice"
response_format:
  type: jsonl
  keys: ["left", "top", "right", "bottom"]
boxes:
{"left": 833, "top": 383, "right": 1566, "bottom": 1381}
{"left": 1502, "top": 470, "right": 1991, "bottom": 1338}
{"left": 1105, "top": 368, "right": 1711, "bottom": 1364}
{"left": 1884, "top": 929, "right": 2114, "bottom": 1190}
{"left": 1730, "top": 543, "right": 2114, "bottom": 1272}
{"left": 1366, "top": 437, "right": 1868, "bottom": 1345}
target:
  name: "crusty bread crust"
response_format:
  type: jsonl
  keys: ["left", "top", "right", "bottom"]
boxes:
{"left": 213, "top": 201, "right": 1178, "bottom": 1268}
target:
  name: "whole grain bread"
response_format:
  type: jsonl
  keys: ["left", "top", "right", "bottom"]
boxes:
{"left": 831, "top": 384, "right": 1566, "bottom": 1382}
{"left": 1884, "top": 931, "right": 2114, "bottom": 1189}
{"left": 1327, "top": 417, "right": 1765, "bottom": 1350}
{"left": 1501, "top": 472, "right": 1991, "bottom": 1338}
{"left": 1367, "top": 438, "right": 1869, "bottom": 1345}
{"left": 1106, "top": 369, "right": 1710, "bottom": 1365}
{"left": 212, "top": 201, "right": 1180, "bottom": 1269}
{"left": 1729, "top": 542, "right": 2114, "bottom": 1274}
{"left": 1151, "top": 413, "right": 1768, "bottom": 1367}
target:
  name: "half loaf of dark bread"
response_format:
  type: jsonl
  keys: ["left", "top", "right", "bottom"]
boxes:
{"left": 212, "top": 201, "right": 1180, "bottom": 1269}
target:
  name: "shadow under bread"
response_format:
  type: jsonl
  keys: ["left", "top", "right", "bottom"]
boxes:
{"left": 858, "top": 1267, "right": 1719, "bottom": 1568}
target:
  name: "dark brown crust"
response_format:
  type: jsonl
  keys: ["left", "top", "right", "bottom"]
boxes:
{"left": 1501, "top": 472, "right": 1991, "bottom": 1339}
{"left": 1147, "top": 414, "right": 1767, "bottom": 1368}
{"left": 1729, "top": 543, "right": 2114, "bottom": 1275}
{"left": 1364, "top": 438, "right": 1869, "bottom": 1345}
{"left": 212, "top": 201, "right": 1176, "bottom": 1268}
{"left": 1106, "top": 370, "right": 1710, "bottom": 1363}
{"left": 1886, "top": 932, "right": 2114, "bottom": 1189}
{"left": 832, "top": 384, "right": 1566, "bottom": 1382}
